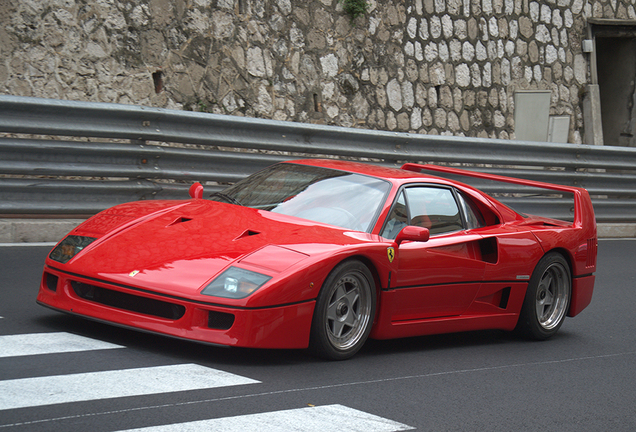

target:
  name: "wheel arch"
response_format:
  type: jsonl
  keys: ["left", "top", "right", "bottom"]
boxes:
{"left": 307, "top": 255, "right": 379, "bottom": 360}
{"left": 515, "top": 248, "right": 573, "bottom": 339}
{"left": 541, "top": 247, "right": 574, "bottom": 275}
{"left": 541, "top": 247, "right": 595, "bottom": 318}
{"left": 534, "top": 247, "right": 575, "bottom": 314}
{"left": 316, "top": 254, "right": 383, "bottom": 314}
{"left": 340, "top": 254, "right": 383, "bottom": 321}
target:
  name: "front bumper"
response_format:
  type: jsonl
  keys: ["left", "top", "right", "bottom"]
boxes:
{"left": 37, "top": 266, "right": 315, "bottom": 349}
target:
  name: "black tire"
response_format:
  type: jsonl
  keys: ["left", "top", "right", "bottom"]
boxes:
{"left": 516, "top": 252, "right": 571, "bottom": 340}
{"left": 309, "top": 260, "right": 376, "bottom": 360}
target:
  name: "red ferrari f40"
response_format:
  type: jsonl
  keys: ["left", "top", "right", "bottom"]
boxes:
{"left": 38, "top": 160, "right": 597, "bottom": 359}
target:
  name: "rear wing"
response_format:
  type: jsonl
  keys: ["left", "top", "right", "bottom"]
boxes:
{"left": 401, "top": 163, "right": 596, "bottom": 230}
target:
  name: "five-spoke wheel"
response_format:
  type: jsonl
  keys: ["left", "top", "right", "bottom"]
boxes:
{"left": 516, "top": 252, "right": 571, "bottom": 340}
{"left": 309, "top": 260, "right": 376, "bottom": 360}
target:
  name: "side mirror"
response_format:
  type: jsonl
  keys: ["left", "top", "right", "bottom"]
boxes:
{"left": 189, "top": 182, "right": 203, "bottom": 199}
{"left": 395, "top": 226, "right": 430, "bottom": 245}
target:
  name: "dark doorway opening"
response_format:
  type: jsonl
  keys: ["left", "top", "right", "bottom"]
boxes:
{"left": 595, "top": 30, "right": 636, "bottom": 147}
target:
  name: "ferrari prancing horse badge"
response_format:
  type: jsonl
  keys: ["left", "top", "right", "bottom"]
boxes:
{"left": 387, "top": 247, "right": 395, "bottom": 263}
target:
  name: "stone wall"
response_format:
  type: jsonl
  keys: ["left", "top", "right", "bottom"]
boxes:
{"left": 1, "top": 0, "right": 635, "bottom": 143}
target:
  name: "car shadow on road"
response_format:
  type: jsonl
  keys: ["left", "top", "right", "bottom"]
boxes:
{"left": 33, "top": 312, "right": 577, "bottom": 367}
{"left": 33, "top": 312, "right": 312, "bottom": 366}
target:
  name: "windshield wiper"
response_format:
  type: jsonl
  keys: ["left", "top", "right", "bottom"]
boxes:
{"left": 210, "top": 192, "right": 242, "bottom": 206}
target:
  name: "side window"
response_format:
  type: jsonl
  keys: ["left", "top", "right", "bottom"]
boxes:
{"left": 381, "top": 191, "right": 408, "bottom": 239}
{"left": 405, "top": 187, "right": 463, "bottom": 235}
{"left": 457, "top": 191, "right": 486, "bottom": 229}
{"left": 381, "top": 186, "right": 463, "bottom": 239}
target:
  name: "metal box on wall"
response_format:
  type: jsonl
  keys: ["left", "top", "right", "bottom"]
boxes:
{"left": 514, "top": 90, "right": 551, "bottom": 142}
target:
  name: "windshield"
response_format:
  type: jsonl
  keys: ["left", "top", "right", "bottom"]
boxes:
{"left": 213, "top": 163, "right": 391, "bottom": 232}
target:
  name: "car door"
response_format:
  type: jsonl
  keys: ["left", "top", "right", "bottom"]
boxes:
{"left": 382, "top": 186, "right": 487, "bottom": 321}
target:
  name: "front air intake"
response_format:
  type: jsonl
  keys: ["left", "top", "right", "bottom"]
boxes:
{"left": 70, "top": 281, "right": 185, "bottom": 320}
{"left": 45, "top": 273, "right": 59, "bottom": 292}
{"left": 208, "top": 311, "right": 235, "bottom": 330}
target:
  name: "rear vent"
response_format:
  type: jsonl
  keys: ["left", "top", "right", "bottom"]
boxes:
{"left": 478, "top": 237, "right": 498, "bottom": 264}
{"left": 45, "top": 273, "right": 58, "bottom": 292}
{"left": 70, "top": 281, "right": 185, "bottom": 320}
{"left": 208, "top": 311, "right": 235, "bottom": 330}
{"left": 499, "top": 287, "right": 511, "bottom": 309}
{"left": 476, "top": 287, "right": 510, "bottom": 309}
{"left": 586, "top": 238, "right": 597, "bottom": 268}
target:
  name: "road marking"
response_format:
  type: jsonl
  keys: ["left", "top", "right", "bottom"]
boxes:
{"left": 3, "top": 350, "right": 634, "bottom": 429}
{"left": 0, "top": 243, "right": 56, "bottom": 247}
{"left": 0, "top": 332, "right": 124, "bottom": 358}
{"left": 8, "top": 349, "right": 634, "bottom": 428}
{"left": 0, "top": 364, "right": 260, "bottom": 411}
{"left": 118, "top": 404, "right": 414, "bottom": 432}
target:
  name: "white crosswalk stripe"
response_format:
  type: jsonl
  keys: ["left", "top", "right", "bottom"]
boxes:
{"left": 0, "top": 331, "right": 414, "bottom": 431}
{"left": 0, "top": 363, "right": 260, "bottom": 410}
{"left": 117, "top": 404, "right": 414, "bottom": 432}
{"left": 0, "top": 332, "right": 124, "bottom": 358}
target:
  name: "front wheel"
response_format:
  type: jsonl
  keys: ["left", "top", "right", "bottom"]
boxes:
{"left": 516, "top": 252, "right": 571, "bottom": 340}
{"left": 309, "top": 260, "right": 376, "bottom": 360}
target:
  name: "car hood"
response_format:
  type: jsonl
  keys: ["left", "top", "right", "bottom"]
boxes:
{"left": 61, "top": 199, "right": 370, "bottom": 296}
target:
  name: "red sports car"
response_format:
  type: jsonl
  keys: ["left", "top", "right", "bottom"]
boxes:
{"left": 37, "top": 159, "right": 597, "bottom": 360}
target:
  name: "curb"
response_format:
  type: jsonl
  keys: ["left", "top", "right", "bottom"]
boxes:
{"left": 0, "top": 219, "right": 86, "bottom": 244}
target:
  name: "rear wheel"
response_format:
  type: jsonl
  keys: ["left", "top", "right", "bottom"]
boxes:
{"left": 309, "top": 260, "right": 376, "bottom": 360}
{"left": 516, "top": 252, "right": 571, "bottom": 340}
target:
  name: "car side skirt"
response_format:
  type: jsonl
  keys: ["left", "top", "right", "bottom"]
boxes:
{"left": 370, "top": 310, "right": 519, "bottom": 340}
{"left": 370, "top": 284, "right": 525, "bottom": 340}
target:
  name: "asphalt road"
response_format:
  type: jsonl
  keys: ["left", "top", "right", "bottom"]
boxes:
{"left": 0, "top": 240, "right": 634, "bottom": 431}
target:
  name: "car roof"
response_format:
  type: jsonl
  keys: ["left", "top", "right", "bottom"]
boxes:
{"left": 286, "top": 159, "right": 453, "bottom": 186}
{"left": 287, "top": 159, "right": 526, "bottom": 226}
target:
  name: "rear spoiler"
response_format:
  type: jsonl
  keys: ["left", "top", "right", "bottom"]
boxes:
{"left": 401, "top": 163, "right": 596, "bottom": 230}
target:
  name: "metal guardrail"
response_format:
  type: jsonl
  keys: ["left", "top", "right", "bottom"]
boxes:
{"left": 1, "top": 95, "right": 635, "bottom": 222}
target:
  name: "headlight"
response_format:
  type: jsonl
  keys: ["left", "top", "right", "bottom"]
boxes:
{"left": 201, "top": 267, "right": 271, "bottom": 299}
{"left": 49, "top": 235, "right": 97, "bottom": 264}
